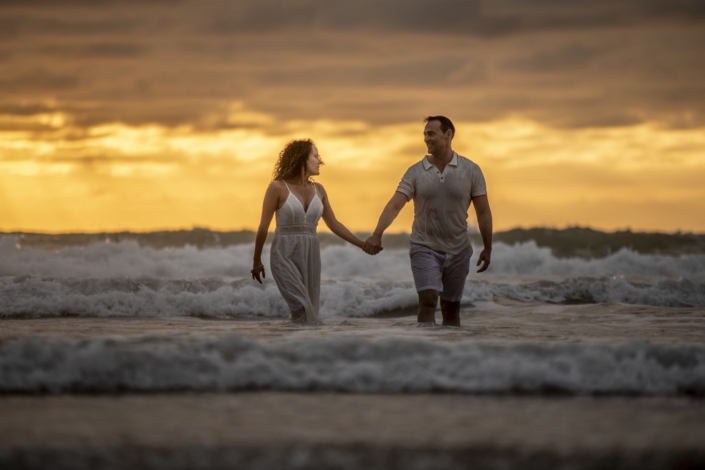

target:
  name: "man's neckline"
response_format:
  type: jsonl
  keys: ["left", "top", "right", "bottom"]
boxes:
{"left": 423, "top": 152, "right": 458, "bottom": 170}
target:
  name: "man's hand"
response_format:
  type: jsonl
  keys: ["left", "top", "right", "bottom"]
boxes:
{"left": 363, "top": 234, "right": 383, "bottom": 255}
{"left": 476, "top": 249, "right": 491, "bottom": 273}
{"left": 363, "top": 192, "right": 407, "bottom": 256}
{"left": 251, "top": 264, "right": 266, "bottom": 283}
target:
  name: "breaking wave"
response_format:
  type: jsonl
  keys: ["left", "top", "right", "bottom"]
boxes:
{"left": 1, "top": 275, "right": 704, "bottom": 319}
{"left": 2, "top": 236, "right": 705, "bottom": 280}
{"left": 1, "top": 336, "right": 703, "bottom": 395}
{"left": 1, "top": 236, "right": 704, "bottom": 318}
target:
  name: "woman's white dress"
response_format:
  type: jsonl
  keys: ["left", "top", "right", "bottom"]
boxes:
{"left": 270, "top": 182, "right": 323, "bottom": 323}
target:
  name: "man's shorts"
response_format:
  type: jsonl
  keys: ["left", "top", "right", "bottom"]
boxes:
{"left": 409, "top": 243, "right": 473, "bottom": 302}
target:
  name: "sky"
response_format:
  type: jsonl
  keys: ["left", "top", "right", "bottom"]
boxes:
{"left": 0, "top": 0, "right": 704, "bottom": 233}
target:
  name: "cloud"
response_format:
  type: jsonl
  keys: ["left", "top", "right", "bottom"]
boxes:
{"left": 0, "top": 0, "right": 181, "bottom": 6}
{"left": 200, "top": 0, "right": 705, "bottom": 37}
{"left": 636, "top": 0, "right": 705, "bottom": 20}
{"left": 503, "top": 43, "right": 602, "bottom": 73}
{"left": 0, "top": 70, "right": 80, "bottom": 92}
{"left": 0, "top": 16, "right": 140, "bottom": 37}
{"left": 6, "top": 1, "right": 704, "bottom": 39}
{"left": 206, "top": 0, "right": 483, "bottom": 34}
{"left": 40, "top": 42, "right": 147, "bottom": 59}
{"left": 0, "top": 0, "right": 703, "bottom": 131}
{"left": 0, "top": 17, "right": 18, "bottom": 39}
{"left": 1, "top": 114, "right": 704, "bottom": 232}
{"left": 0, "top": 0, "right": 702, "bottom": 234}
{"left": 0, "top": 103, "right": 57, "bottom": 115}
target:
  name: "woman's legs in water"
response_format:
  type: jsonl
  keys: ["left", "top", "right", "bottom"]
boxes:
{"left": 291, "top": 307, "right": 307, "bottom": 323}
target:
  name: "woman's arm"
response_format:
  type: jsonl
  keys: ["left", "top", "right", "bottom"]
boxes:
{"left": 252, "top": 183, "right": 282, "bottom": 283}
{"left": 318, "top": 184, "right": 364, "bottom": 249}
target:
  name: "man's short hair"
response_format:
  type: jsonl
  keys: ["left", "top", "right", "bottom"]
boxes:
{"left": 424, "top": 115, "right": 455, "bottom": 138}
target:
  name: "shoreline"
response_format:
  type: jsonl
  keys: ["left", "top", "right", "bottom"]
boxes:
{"left": 2, "top": 393, "right": 704, "bottom": 469}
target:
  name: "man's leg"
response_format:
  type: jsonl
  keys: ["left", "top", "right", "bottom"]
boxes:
{"left": 440, "top": 300, "right": 461, "bottom": 326}
{"left": 409, "top": 244, "right": 444, "bottom": 325}
{"left": 417, "top": 289, "right": 439, "bottom": 324}
{"left": 439, "top": 244, "right": 473, "bottom": 327}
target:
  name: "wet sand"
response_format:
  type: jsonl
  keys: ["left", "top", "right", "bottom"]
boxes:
{"left": 1, "top": 393, "right": 704, "bottom": 469}
{"left": 2, "top": 302, "right": 704, "bottom": 469}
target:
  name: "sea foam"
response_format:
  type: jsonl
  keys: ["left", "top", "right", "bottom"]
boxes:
{"left": 2, "top": 236, "right": 705, "bottom": 280}
{"left": 1, "top": 336, "right": 703, "bottom": 395}
{"left": 1, "top": 275, "right": 704, "bottom": 319}
{"left": 1, "top": 236, "right": 704, "bottom": 318}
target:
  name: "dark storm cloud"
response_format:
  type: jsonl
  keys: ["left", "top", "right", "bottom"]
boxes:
{"left": 2, "top": 0, "right": 704, "bottom": 40}
{"left": 40, "top": 42, "right": 147, "bottom": 59}
{"left": 1, "top": 16, "right": 141, "bottom": 37}
{"left": 204, "top": 0, "right": 705, "bottom": 37}
{"left": 253, "top": 56, "right": 467, "bottom": 88}
{"left": 0, "top": 70, "right": 80, "bottom": 92}
{"left": 0, "top": 103, "right": 57, "bottom": 115}
{"left": 621, "top": 0, "right": 705, "bottom": 19}
{"left": 0, "top": 17, "right": 18, "bottom": 38}
{"left": 503, "top": 44, "right": 602, "bottom": 73}
{"left": 209, "top": 0, "right": 483, "bottom": 34}
{"left": 53, "top": 95, "right": 225, "bottom": 129}
{"left": 201, "top": 0, "right": 526, "bottom": 36}
{"left": 0, "top": 0, "right": 703, "bottom": 131}
{"left": 0, "top": 0, "right": 181, "bottom": 6}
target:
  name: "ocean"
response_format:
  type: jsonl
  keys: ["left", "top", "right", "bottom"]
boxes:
{"left": 1, "top": 229, "right": 704, "bottom": 469}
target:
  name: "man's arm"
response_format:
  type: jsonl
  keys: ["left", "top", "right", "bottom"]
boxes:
{"left": 363, "top": 192, "right": 408, "bottom": 254}
{"left": 472, "top": 194, "right": 493, "bottom": 273}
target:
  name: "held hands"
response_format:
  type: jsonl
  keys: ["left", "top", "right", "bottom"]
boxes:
{"left": 476, "top": 248, "right": 491, "bottom": 273}
{"left": 251, "top": 264, "right": 265, "bottom": 283}
{"left": 362, "top": 234, "right": 383, "bottom": 255}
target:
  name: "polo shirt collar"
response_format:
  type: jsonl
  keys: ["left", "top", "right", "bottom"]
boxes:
{"left": 423, "top": 152, "right": 458, "bottom": 170}
{"left": 449, "top": 152, "right": 458, "bottom": 167}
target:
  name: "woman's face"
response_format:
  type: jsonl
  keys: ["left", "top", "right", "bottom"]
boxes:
{"left": 305, "top": 146, "right": 321, "bottom": 177}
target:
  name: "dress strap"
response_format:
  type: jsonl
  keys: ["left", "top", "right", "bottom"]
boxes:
{"left": 313, "top": 182, "right": 317, "bottom": 197}
{"left": 283, "top": 181, "right": 291, "bottom": 193}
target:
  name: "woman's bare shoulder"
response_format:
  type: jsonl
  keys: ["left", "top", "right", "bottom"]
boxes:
{"left": 314, "top": 182, "right": 328, "bottom": 195}
{"left": 262, "top": 180, "right": 287, "bottom": 203}
{"left": 268, "top": 180, "right": 288, "bottom": 192}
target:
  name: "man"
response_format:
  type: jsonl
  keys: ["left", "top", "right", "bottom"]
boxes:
{"left": 363, "top": 116, "right": 493, "bottom": 326}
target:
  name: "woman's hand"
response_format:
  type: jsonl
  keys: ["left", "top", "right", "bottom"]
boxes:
{"left": 252, "top": 182, "right": 282, "bottom": 285}
{"left": 251, "top": 264, "right": 266, "bottom": 284}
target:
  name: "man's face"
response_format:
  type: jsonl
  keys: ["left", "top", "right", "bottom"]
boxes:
{"left": 423, "top": 120, "right": 451, "bottom": 155}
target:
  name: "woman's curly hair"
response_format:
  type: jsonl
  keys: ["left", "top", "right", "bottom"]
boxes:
{"left": 272, "top": 139, "right": 323, "bottom": 182}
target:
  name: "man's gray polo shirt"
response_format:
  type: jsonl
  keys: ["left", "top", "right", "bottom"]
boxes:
{"left": 396, "top": 152, "right": 487, "bottom": 255}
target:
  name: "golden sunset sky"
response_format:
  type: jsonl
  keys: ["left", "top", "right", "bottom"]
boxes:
{"left": 1, "top": 0, "right": 704, "bottom": 233}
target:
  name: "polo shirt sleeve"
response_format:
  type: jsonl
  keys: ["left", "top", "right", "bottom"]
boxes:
{"left": 470, "top": 164, "right": 487, "bottom": 198}
{"left": 395, "top": 166, "right": 415, "bottom": 200}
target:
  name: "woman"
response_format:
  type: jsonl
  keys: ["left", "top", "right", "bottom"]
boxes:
{"left": 251, "top": 139, "right": 365, "bottom": 323}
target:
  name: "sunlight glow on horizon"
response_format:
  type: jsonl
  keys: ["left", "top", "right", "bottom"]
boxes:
{"left": 1, "top": 107, "right": 704, "bottom": 234}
